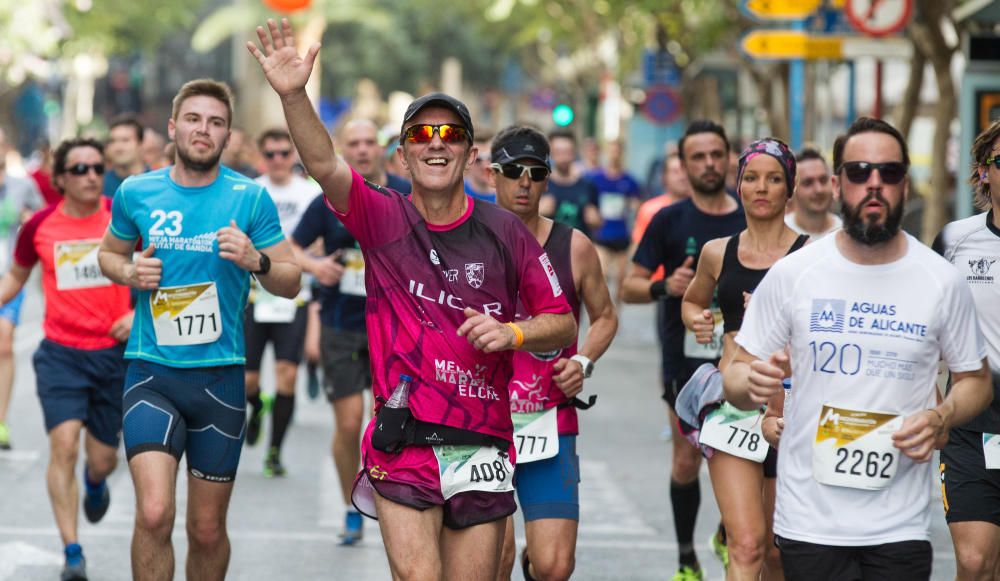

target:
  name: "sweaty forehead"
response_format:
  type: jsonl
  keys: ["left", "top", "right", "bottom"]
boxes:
{"left": 405, "top": 106, "right": 463, "bottom": 130}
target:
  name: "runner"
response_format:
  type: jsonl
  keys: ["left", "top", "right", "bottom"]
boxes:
{"left": 0, "top": 127, "right": 44, "bottom": 450}
{"left": 0, "top": 137, "right": 132, "bottom": 581}
{"left": 933, "top": 118, "right": 1000, "bottom": 581}
{"left": 243, "top": 127, "right": 317, "bottom": 478}
{"left": 103, "top": 114, "right": 147, "bottom": 198}
{"left": 249, "top": 19, "right": 575, "bottom": 579}
{"left": 288, "top": 116, "right": 407, "bottom": 544}
{"left": 785, "top": 147, "right": 841, "bottom": 238}
{"left": 589, "top": 139, "right": 642, "bottom": 304}
{"left": 681, "top": 138, "right": 806, "bottom": 580}
{"left": 465, "top": 131, "right": 496, "bottom": 203}
{"left": 98, "top": 78, "right": 301, "bottom": 580}
{"left": 723, "top": 117, "right": 992, "bottom": 580}
{"left": 489, "top": 126, "right": 618, "bottom": 581}
{"left": 624, "top": 120, "right": 745, "bottom": 581}
{"left": 540, "top": 129, "right": 600, "bottom": 237}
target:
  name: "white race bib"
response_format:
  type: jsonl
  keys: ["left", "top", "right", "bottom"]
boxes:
{"left": 150, "top": 282, "right": 223, "bottom": 346}
{"left": 55, "top": 240, "right": 112, "bottom": 290}
{"left": 512, "top": 408, "right": 559, "bottom": 464}
{"left": 699, "top": 402, "right": 769, "bottom": 462}
{"left": 598, "top": 193, "right": 626, "bottom": 220}
{"left": 253, "top": 286, "right": 297, "bottom": 323}
{"left": 983, "top": 433, "right": 1000, "bottom": 469}
{"left": 812, "top": 404, "right": 902, "bottom": 490}
{"left": 684, "top": 308, "right": 723, "bottom": 359}
{"left": 434, "top": 445, "right": 514, "bottom": 500}
{"left": 339, "top": 248, "right": 366, "bottom": 297}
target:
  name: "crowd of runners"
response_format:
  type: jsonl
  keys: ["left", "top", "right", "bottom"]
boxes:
{"left": 0, "top": 16, "right": 998, "bottom": 581}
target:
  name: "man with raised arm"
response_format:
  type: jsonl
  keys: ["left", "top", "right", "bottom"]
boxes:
{"left": 249, "top": 19, "right": 576, "bottom": 580}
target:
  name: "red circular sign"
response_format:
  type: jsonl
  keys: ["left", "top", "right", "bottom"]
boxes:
{"left": 642, "top": 86, "right": 680, "bottom": 125}
{"left": 845, "top": 0, "right": 912, "bottom": 37}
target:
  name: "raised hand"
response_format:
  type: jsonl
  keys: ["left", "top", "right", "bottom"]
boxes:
{"left": 246, "top": 18, "right": 320, "bottom": 97}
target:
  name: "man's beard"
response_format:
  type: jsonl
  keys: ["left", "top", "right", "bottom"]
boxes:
{"left": 841, "top": 188, "right": 904, "bottom": 245}
{"left": 689, "top": 171, "right": 725, "bottom": 196}
{"left": 176, "top": 142, "right": 224, "bottom": 173}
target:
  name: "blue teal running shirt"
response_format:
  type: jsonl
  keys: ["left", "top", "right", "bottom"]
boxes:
{"left": 109, "top": 166, "right": 285, "bottom": 368}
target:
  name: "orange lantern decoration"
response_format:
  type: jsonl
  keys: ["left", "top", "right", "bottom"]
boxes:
{"left": 263, "top": 0, "right": 311, "bottom": 13}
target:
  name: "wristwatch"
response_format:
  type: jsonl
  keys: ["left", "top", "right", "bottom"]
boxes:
{"left": 570, "top": 354, "right": 595, "bottom": 378}
{"left": 253, "top": 252, "right": 271, "bottom": 275}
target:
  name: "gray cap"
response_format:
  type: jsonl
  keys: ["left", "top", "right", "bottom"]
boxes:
{"left": 401, "top": 92, "right": 474, "bottom": 141}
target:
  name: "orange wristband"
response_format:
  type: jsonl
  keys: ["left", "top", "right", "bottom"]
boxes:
{"left": 505, "top": 322, "right": 524, "bottom": 349}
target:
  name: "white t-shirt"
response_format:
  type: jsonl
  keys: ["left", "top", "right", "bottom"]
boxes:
{"left": 934, "top": 210, "right": 1000, "bottom": 433}
{"left": 784, "top": 212, "right": 842, "bottom": 239}
{"left": 255, "top": 174, "right": 320, "bottom": 303}
{"left": 256, "top": 174, "right": 320, "bottom": 237}
{"left": 736, "top": 232, "right": 986, "bottom": 546}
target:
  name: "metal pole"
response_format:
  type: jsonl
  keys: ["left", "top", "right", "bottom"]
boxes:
{"left": 847, "top": 61, "right": 857, "bottom": 127}
{"left": 789, "top": 19, "right": 806, "bottom": 149}
{"left": 874, "top": 60, "right": 883, "bottom": 118}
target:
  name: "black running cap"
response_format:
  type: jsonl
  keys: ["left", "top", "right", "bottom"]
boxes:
{"left": 401, "top": 93, "right": 474, "bottom": 141}
{"left": 492, "top": 132, "right": 550, "bottom": 166}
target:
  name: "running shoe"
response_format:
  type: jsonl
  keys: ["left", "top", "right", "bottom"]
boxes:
{"left": 709, "top": 529, "right": 730, "bottom": 569}
{"left": 82, "top": 468, "right": 110, "bottom": 524}
{"left": 246, "top": 393, "right": 272, "bottom": 447}
{"left": 0, "top": 421, "right": 10, "bottom": 450}
{"left": 263, "top": 447, "right": 286, "bottom": 477}
{"left": 339, "top": 510, "right": 363, "bottom": 545}
{"left": 671, "top": 565, "right": 704, "bottom": 581}
{"left": 307, "top": 363, "right": 321, "bottom": 400}
{"left": 61, "top": 544, "right": 87, "bottom": 581}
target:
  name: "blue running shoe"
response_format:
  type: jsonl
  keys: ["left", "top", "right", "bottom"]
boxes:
{"left": 62, "top": 543, "right": 87, "bottom": 581}
{"left": 307, "top": 363, "right": 321, "bottom": 400}
{"left": 339, "top": 510, "right": 363, "bottom": 545}
{"left": 82, "top": 467, "right": 110, "bottom": 524}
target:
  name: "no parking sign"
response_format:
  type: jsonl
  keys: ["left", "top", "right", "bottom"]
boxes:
{"left": 642, "top": 85, "right": 681, "bottom": 125}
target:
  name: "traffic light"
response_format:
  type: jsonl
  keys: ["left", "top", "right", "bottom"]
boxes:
{"left": 552, "top": 103, "right": 575, "bottom": 127}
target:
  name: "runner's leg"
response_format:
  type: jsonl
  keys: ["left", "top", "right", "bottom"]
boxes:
{"left": 523, "top": 518, "right": 578, "bottom": 581}
{"left": 374, "top": 492, "right": 444, "bottom": 580}
{"left": 47, "top": 420, "right": 83, "bottom": 545}
{"left": 130, "top": 451, "right": 179, "bottom": 581}
{"left": 668, "top": 407, "right": 703, "bottom": 570}
{"left": 186, "top": 475, "right": 236, "bottom": 580}
{"left": 707, "top": 451, "right": 766, "bottom": 580}
{"left": 949, "top": 522, "right": 1000, "bottom": 581}
{"left": 762, "top": 475, "right": 783, "bottom": 581}
{"left": 0, "top": 318, "right": 14, "bottom": 445}
{"left": 332, "top": 391, "right": 364, "bottom": 504}
{"left": 497, "top": 516, "right": 516, "bottom": 581}
{"left": 441, "top": 518, "right": 506, "bottom": 581}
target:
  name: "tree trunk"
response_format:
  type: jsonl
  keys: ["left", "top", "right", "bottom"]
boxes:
{"left": 911, "top": 0, "right": 956, "bottom": 244}
{"left": 896, "top": 29, "right": 925, "bottom": 140}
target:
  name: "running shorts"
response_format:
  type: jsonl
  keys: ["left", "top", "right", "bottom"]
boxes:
{"left": 320, "top": 326, "right": 370, "bottom": 402}
{"left": 34, "top": 339, "right": 126, "bottom": 446}
{"left": 351, "top": 418, "right": 516, "bottom": 530}
{"left": 123, "top": 359, "right": 246, "bottom": 482}
{"left": 775, "top": 535, "right": 931, "bottom": 581}
{"left": 514, "top": 435, "right": 580, "bottom": 521}
{"left": 941, "top": 426, "right": 1000, "bottom": 526}
{"left": 243, "top": 304, "right": 308, "bottom": 369}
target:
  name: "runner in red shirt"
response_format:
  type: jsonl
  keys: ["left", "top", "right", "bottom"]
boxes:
{"left": 0, "top": 137, "right": 132, "bottom": 581}
{"left": 250, "top": 18, "right": 576, "bottom": 580}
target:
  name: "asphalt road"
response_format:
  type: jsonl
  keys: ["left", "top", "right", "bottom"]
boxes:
{"left": 0, "top": 294, "right": 958, "bottom": 580}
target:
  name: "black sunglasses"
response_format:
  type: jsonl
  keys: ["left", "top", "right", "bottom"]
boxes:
{"left": 66, "top": 163, "right": 105, "bottom": 176}
{"left": 263, "top": 150, "right": 292, "bottom": 160}
{"left": 491, "top": 162, "right": 550, "bottom": 182}
{"left": 836, "top": 161, "right": 907, "bottom": 185}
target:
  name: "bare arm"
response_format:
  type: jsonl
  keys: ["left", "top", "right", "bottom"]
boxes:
{"left": 457, "top": 308, "right": 576, "bottom": 354}
{"left": 98, "top": 232, "right": 161, "bottom": 290}
{"left": 892, "top": 360, "right": 992, "bottom": 462}
{"left": 247, "top": 19, "right": 354, "bottom": 213}
{"left": 539, "top": 194, "right": 556, "bottom": 218}
{"left": 0, "top": 264, "right": 31, "bottom": 306}
{"left": 681, "top": 238, "right": 723, "bottom": 342}
{"left": 291, "top": 241, "right": 344, "bottom": 287}
{"left": 722, "top": 344, "right": 788, "bottom": 411}
{"left": 249, "top": 240, "right": 302, "bottom": 299}
{"left": 622, "top": 262, "right": 655, "bottom": 303}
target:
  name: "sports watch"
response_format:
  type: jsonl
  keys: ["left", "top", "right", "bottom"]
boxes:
{"left": 570, "top": 354, "right": 595, "bottom": 378}
{"left": 253, "top": 252, "right": 271, "bottom": 275}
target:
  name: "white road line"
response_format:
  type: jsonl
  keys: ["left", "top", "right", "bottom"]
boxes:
{"left": 0, "top": 541, "right": 63, "bottom": 580}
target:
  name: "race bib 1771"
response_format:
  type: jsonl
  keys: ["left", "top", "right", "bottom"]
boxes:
{"left": 150, "top": 282, "right": 223, "bottom": 346}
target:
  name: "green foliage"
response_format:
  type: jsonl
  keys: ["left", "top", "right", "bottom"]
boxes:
{"left": 60, "top": 0, "right": 202, "bottom": 55}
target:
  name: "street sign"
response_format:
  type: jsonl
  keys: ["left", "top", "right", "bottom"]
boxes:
{"left": 643, "top": 49, "right": 680, "bottom": 86}
{"left": 741, "top": 30, "right": 913, "bottom": 60}
{"left": 642, "top": 85, "right": 681, "bottom": 125}
{"left": 845, "top": 0, "right": 912, "bottom": 37}
{"left": 742, "top": 0, "right": 822, "bottom": 21}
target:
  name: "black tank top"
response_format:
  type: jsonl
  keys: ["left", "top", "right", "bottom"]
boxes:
{"left": 543, "top": 221, "right": 581, "bottom": 320}
{"left": 718, "top": 233, "right": 808, "bottom": 333}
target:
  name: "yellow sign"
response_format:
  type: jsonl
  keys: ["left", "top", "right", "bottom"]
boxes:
{"left": 742, "top": 30, "right": 843, "bottom": 60}
{"left": 744, "top": 0, "right": 823, "bottom": 20}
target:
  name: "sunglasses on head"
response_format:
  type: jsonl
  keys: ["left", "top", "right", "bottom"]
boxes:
{"left": 836, "top": 161, "right": 907, "bottom": 185}
{"left": 263, "top": 150, "right": 292, "bottom": 160}
{"left": 404, "top": 124, "right": 469, "bottom": 144}
{"left": 491, "top": 162, "right": 550, "bottom": 182}
{"left": 66, "top": 163, "right": 105, "bottom": 176}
